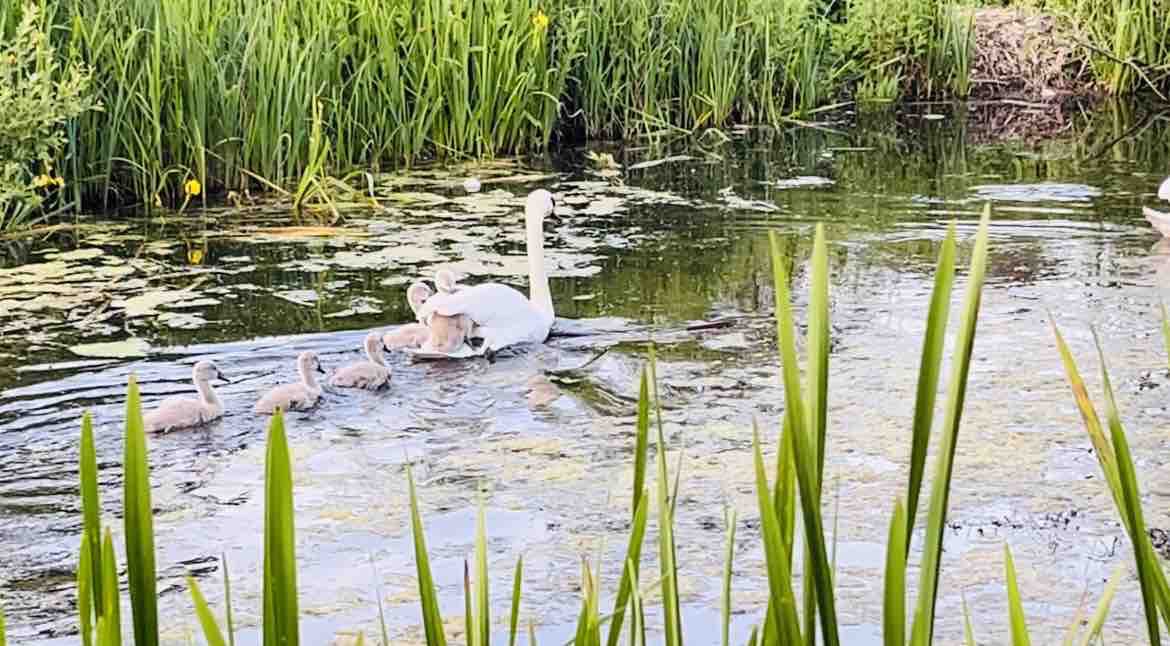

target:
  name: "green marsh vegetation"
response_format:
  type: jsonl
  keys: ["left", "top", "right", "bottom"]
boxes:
{"left": 1, "top": 0, "right": 1169, "bottom": 228}
{"left": 3, "top": 206, "right": 1170, "bottom": 643}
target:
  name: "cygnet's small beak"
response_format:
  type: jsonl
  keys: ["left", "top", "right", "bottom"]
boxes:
{"left": 316, "top": 364, "right": 327, "bottom": 375}
{"left": 217, "top": 373, "right": 232, "bottom": 384}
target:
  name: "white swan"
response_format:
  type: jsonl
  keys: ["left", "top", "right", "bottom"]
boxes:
{"left": 330, "top": 331, "right": 391, "bottom": 390}
{"left": 383, "top": 281, "right": 433, "bottom": 350}
{"left": 254, "top": 351, "right": 325, "bottom": 414}
{"left": 412, "top": 189, "right": 557, "bottom": 356}
{"left": 1143, "top": 176, "right": 1170, "bottom": 237}
{"left": 144, "top": 360, "right": 229, "bottom": 433}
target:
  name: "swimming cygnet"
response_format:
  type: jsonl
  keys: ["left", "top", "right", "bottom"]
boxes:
{"left": 383, "top": 281, "right": 433, "bottom": 350}
{"left": 144, "top": 360, "right": 230, "bottom": 433}
{"left": 425, "top": 270, "right": 473, "bottom": 353}
{"left": 330, "top": 331, "right": 391, "bottom": 390}
{"left": 253, "top": 351, "right": 326, "bottom": 414}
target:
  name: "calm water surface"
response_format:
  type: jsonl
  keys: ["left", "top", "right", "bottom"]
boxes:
{"left": 3, "top": 104, "right": 1170, "bottom": 644}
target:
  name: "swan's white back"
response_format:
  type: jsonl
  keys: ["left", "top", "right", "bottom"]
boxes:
{"left": 420, "top": 283, "right": 551, "bottom": 350}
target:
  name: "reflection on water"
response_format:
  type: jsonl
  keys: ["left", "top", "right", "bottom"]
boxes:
{"left": 3, "top": 102, "right": 1170, "bottom": 644}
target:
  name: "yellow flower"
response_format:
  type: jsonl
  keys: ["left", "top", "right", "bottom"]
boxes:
{"left": 187, "top": 248, "right": 205, "bottom": 265}
{"left": 54, "top": 176, "right": 64, "bottom": 187}
{"left": 184, "top": 178, "right": 202, "bottom": 197}
{"left": 531, "top": 9, "right": 549, "bottom": 31}
{"left": 32, "top": 174, "right": 53, "bottom": 188}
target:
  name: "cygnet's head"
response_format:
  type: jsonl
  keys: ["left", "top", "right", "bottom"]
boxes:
{"left": 297, "top": 351, "right": 325, "bottom": 376}
{"left": 363, "top": 330, "right": 384, "bottom": 357}
{"left": 434, "top": 269, "right": 459, "bottom": 293}
{"left": 1160, "top": 176, "right": 1170, "bottom": 202}
{"left": 193, "top": 360, "right": 229, "bottom": 383}
{"left": 406, "top": 281, "right": 433, "bottom": 313}
{"left": 525, "top": 189, "right": 556, "bottom": 221}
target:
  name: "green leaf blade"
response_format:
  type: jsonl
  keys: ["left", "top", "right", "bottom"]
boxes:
{"left": 123, "top": 375, "right": 159, "bottom": 646}
{"left": 911, "top": 207, "right": 991, "bottom": 645}
{"left": 1004, "top": 544, "right": 1031, "bottom": 646}
{"left": 188, "top": 575, "right": 228, "bottom": 646}
{"left": 262, "top": 409, "right": 300, "bottom": 646}
{"left": 906, "top": 225, "right": 956, "bottom": 543}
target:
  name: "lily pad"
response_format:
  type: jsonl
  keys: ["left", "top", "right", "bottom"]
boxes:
{"left": 70, "top": 337, "right": 151, "bottom": 359}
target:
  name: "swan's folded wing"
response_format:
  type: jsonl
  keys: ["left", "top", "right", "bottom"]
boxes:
{"left": 417, "top": 284, "right": 530, "bottom": 325}
{"left": 1159, "top": 177, "right": 1170, "bottom": 201}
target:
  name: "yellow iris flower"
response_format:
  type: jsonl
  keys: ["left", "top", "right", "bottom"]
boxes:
{"left": 184, "top": 178, "right": 202, "bottom": 197}
{"left": 531, "top": 9, "right": 549, "bottom": 31}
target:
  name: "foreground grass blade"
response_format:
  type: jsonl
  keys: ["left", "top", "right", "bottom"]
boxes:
{"left": 475, "top": 503, "right": 490, "bottom": 646}
{"left": 188, "top": 575, "right": 227, "bottom": 646}
{"left": 911, "top": 207, "right": 991, "bottom": 645}
{"left": 806, "top": 224, "right": 830, "bottom": 486}
{"left": 1004, "top": 544, "right": 1031, "bottom": 646}
{"left": 961, "top": 597, "right": 976, "bottom": 646}
{"left": 368, "top": 555, "right": 389, "bottom": 646}
{"left": 632, "top": 368, "right": 650, "bottom": 520}
{"left": 1080, "top": 563, "right": 1125, "bottom": 646}
{"left": 223, "top": 554, "right": 236, "bottom": 646}
{"left": 123, "top": 375, "right": 159, "bottom": 646}
{"left": 604, "top": 367, "right": 651, "bottom": 646}
{"left": 627, "top": 559, "right": 646, "bottom": 646}
{"left": 604, "top": 493, "right": 648, "bottom": 646}
{"left": 1, "top": 602, "right": 6, "bottom": 646}
{"left": 101, "top": 528, "right": 122, "bottom": 646}
{"left": 78, "top": 537, "right": 94, "bottom": 646}
{"left": 1097, "top": 337, "right": 1163, "bottom": 645}
{"left": 1056, "top": 322, "right": 1170, "bottom": 635}
{"left": 407, "top": 467, "right": 447, "bottom": 646}
{"left": 80, "top": 411, "right": 104, "bottom": 618}
{"left": 883, "top": 500, "right": 907, "bottom": 646}
{"left": 464, "top": 561, "right": 474, "bottom": 646}
{"left": 722, "top": 508, "right": 737, "bottom": 646}
{"left": 656, "top": 392, "right": 683, "bottom": 646}
{"left": 803, "top": 225, "right": 831, "bottom": 644}
{"left": 509, "top": 556, "right": 524, "bottom": 646}
{"left": 262, "top": 410, "right": 300, "bottom": 646}
{"left": 572, "top": 560, "right": 602, "bottom": 645}
{"left": 905, "top": 225, "right": 956, "bottom": 544}
{"left": 769, "top": 231, "right": 839, "bottom": 646}
{"left": 751, "top": 424, "right": 802, "bottom": 645}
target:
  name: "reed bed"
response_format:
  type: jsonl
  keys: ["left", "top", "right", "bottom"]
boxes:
{"left": 17, "top": 0, "right": 1160, "bottom": 215}
{"left": 1, "top": 207, "right": 1167, "bottom": 644}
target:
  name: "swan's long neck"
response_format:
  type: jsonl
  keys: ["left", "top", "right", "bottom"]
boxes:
{"left": 300, "top": 362, "right": 321, "bottom": 390}
{"left": 365, "top": 339, "right": 386, "bottom": 366}
{"left": 195, "top": 376, "right": 219, "bottom": 407}
{"left": 526, "top": 207, "right": 553, "bottom": 318}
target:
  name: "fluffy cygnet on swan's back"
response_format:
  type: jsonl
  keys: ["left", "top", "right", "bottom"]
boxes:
{"left": 254, "top": 351, "right": 325, "bottom": 414}
{"left": 383, "top": 281, "right": 433, "bottom": 350}
{"left": 424, "top": 269, "right": 473, "bottom": 353}
{"left": 144, "top": 360, "right": 230, "bottom": 433}
{"left": 330, "top": 331, "right": 391, "bottom": 390}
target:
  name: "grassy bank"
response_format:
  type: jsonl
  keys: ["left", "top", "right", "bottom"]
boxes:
{"left": 0, "top": 0, "right": 1168, "bottom": 224}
